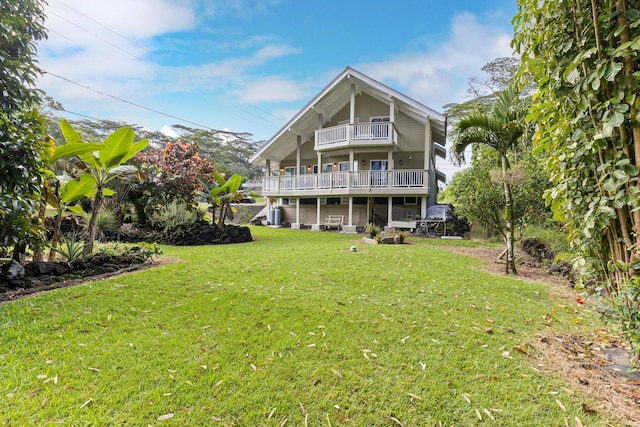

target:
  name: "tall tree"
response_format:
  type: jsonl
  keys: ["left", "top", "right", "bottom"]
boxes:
{"left": 513, "top": 1, "right": 640, "bottom": 351}
{"left": 452, "top": 88, "right": 529, "bottom": 274}
{"left": 0, "top": 0, "right": 48, "bottom": 259}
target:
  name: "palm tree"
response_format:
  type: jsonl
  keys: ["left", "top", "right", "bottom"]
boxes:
{"left": 452, "top": 88, "right": 528, "bottom": 275}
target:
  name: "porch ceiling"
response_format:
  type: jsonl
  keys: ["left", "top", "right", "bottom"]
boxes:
{"left": 250, "top": 67, "right": 447, "bottom": 165}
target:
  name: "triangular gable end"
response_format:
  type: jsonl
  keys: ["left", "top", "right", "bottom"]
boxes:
{"left": 250, "top": 67, "right": 446, "bottom": 165}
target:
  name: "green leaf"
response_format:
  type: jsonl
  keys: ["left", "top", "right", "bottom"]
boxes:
{"left": 59, "top": 119, "right": 84, "bottom": 144}
{"left": 66, "top": 205, "right": 85, "bottom": 215}
{"left": 49, "top": 142, "right": 103, "bottom": 164}
{"left": 78, "top": 151, "right": 101, "bottom": 170}
{"left": 60, "top": 174, "right": 97, "bottom": 204}
{"left": 100, "top": 127, "right": 135, "bottom": 168}
{"left": 226, "top": 174, "right": 242, "bottom": 193}
{"left": 612, "top": 169, "right": 628, "bottom": 181}
{"left": 120, "top": 139, "right": 149, "bottom": 164}
{"left": 563, "top": 66, "right": 581, "bottom": 85}
{"left": 605, "top": 111, "right": 625, "bottom": 128}
{"left": 604, "top": 62, "right": 623, "bottom": 81}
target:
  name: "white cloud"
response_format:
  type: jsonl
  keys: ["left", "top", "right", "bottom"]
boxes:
{"left": 159, "top": 125, "right": 179, "bottom": 138}
{"left": 358, "top": 12, "right": 514, "bottom": 112}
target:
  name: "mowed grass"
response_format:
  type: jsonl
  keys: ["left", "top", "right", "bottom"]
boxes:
{"left": 0, "top": 227, "right": 615, "bottom": 426}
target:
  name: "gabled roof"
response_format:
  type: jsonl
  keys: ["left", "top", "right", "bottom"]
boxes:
{"left": 250, "top": 67, "right": 447, "bottom": 165}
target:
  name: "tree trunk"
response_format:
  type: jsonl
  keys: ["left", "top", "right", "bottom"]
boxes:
{"left": 33, "top": 193, "right": 49, "bottom": 262}
{"left": 84, "top": 187, "right": 103, "bottom": 257}
{"left": 502, "top": 155, "right": 517, "bottom": 275}
{"left": 47, "top": 210, "right": 64, "bottom": 262}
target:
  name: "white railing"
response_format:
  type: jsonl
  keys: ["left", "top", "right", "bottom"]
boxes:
{"left": 316, "top": 126, "right": 348, "bottom": 145}
{"left": 352, "top": 123, "right": 389, "bottom": 140}
{"left": 262, "top": 170, "right": 427, "bottom": 194}
{"left": 297, "top": 175, "right": 316, "bottom": 190}
{"left": 315, "top": 122, "right": 395, "bottom": 147}
{"left": 393, "top": 170, "right": 425, "bottom": 187}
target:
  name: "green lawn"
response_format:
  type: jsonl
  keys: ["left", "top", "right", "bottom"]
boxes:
{"left": 0, "top": 228, "right": 616, "bottom": 425}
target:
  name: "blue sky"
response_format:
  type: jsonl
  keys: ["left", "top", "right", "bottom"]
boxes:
{"left": 37, "top": 0, "right": 517, "bottom": 178}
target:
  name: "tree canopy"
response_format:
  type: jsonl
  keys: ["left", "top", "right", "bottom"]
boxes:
{"left": 0, "top": 0, "right": 48, "bottom": 257}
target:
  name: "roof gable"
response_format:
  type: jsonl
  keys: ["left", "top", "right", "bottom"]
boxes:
{"left": 250, "top": 67, "right": 446, "bottom": 164}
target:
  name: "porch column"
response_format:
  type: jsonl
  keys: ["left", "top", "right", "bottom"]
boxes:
{"left": 424, "top": 119, "right": 436, "bottom": 206}
{"left": 389, "top": 99, "right": 395, "bottom": 123}
{"left": 421, "top": 196, "right": 428, "bottom": 219}
{"left": 348, "top": 150, "right": 354, "bottom": 189}
{"left": 387, "top": 196, "right": 393, "bottom": 230}
{"left": 424, "top": 119, "right": 432, "bottom": 171}
{"left": 342, "top": 196, "right": 357, "bottom": 233}
{"left": 265, "top": 159, "right": 271, "bottom": 225}
{"left": 291, "top": 199, "right": 301, "bottom": 230}
{"left": 296, "top": 135, "right": 301, "bottom": 176}
{"left": 350, "top": 84, "right": 356, "bottom": 123}
{"left": 312, "top": 197, "right": 323, "bottom": 231}
{"left": 291, "top": 137, "right": 302, "bottom": 230}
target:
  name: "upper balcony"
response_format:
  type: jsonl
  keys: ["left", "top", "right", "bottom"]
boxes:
{"left": 314, "top": 122, "right": 397, "bottom": 151}
{"left": 262, "top": 169, "right": 429, "bottom": 197}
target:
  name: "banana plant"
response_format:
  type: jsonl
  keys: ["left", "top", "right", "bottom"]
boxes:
{"left": 46, "top": 174, "right": 97, "bottom": 261}
{"left": 199, "top": 172, "right": 243, "bottom": 228}
{"left": 32, "top": 136, "right": 102, "bottom": 262}
{"left": 59, "top": 119, "right": 148, "bottom": 256}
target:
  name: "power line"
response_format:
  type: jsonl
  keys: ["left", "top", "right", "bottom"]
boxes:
{"left": 51, "top": 0, "right": 150, "bottom": 54}
{"left": 47, "top": 9, "right": 141, "bottom": 59}
{"left": 42, "top": 69, "right": 251, "bottom": 138}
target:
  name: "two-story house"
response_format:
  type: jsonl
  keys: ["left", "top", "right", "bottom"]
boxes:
{"left": 249, "top": 67, "right": 447, "bottom": 232}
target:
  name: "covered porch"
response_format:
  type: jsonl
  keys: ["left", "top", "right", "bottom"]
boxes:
{"left": 272, "top": 195, "right": 429, "bottom": 232}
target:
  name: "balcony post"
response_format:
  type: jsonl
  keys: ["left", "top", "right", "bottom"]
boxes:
{"left": 348, "top": 150, "right": 354, "bottom": 189}
{"left": 296, "top": 135, "right": 301, "bottom": 190}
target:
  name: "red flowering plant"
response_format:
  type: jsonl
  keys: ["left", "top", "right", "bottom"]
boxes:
{"left": 131, "top": 140, "right": 215, "bottom": 224}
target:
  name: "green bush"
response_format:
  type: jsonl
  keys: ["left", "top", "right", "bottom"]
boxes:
{"left": 95, "top": 210, "right": 119, "bottom": 242}
{"left": 149, "top": 200, "right": 200, "bottom": 233}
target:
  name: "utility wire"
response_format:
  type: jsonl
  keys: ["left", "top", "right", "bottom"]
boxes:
{"left": 42, "top": 70, "right": 251, "bottom": 138}
{"left": 47, "top": 9, "right": 141, "bottom": 59}
{"left": 52, "top": 0, "right": 150, "bottom": 54}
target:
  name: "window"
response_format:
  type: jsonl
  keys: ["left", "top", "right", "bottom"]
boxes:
{"left": 284, "top": 167, "right": 296, "bottom": 176}
{"left": 405, "top": 197, "right": 418, "bottom": 205}
{"left": 322, "top": 163, "right": 334, "bottom": 173}
{"left": 313, "top": 165, "right": 319, "bottom": 174}
{"left": 299, "top": 166, "right": 307, "bottom": 175}
{"left": 338, "top": 161, "right": 350, "bottom": 171}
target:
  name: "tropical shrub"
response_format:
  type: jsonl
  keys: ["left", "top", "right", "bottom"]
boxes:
{"left": 514, "top": 0, "right": 640, "bottom": 354}
{"left": 132, "top": 140, "right": 215, "bottom": 224}
{"left": 149, "top": 200, "right": 201, "bottom": 234}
